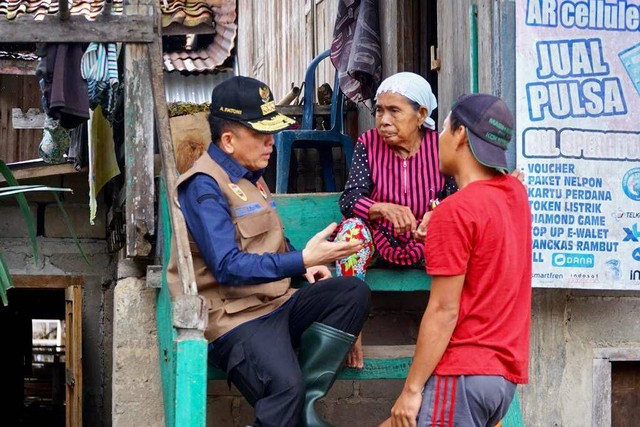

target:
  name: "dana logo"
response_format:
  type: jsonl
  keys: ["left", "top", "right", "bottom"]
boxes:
{"left": 623, "top": 224, "right": 640, "bottom": 242}
{"left": 622, "top": 168, "right": 640, "bottom": 201}
{"left": 633, "top": 247, "right": 640, "bottom": 262}
{"left": 552, "top": 253, "right": 594, "bottom": 267}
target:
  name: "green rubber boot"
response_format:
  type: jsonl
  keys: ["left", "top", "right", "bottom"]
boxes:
{"left": 298, "top": 322, "right": 356, "bottom": 427}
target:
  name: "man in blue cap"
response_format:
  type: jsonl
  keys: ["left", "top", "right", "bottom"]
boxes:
{"left": 384, "top": 93, "right": 532, "bottom": 427}
{"left": 167, "top": 76, "right": 370, "bottom": 427}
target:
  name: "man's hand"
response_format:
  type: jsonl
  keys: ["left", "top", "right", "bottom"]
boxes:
{"left": 412, "top": 212, "right": 433, "bottom": 243}
{"left": 302, "top": 223, "right": 364, "bottom": 267}
{"left": 388, "top": 388, "right": 423, "bottom": 427}
{"left": 303, "top": 265, "right": 332, "bottom": 283}
{"left": 346, "top": 333, "right": 364, "bottom": 369}
{"left": 369, "top": 202, "right": 417, "bottom": 234}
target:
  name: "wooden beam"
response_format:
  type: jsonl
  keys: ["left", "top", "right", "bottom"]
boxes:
{"left": 0, "top": 15, "right": 156, "bottom": 43}
{"left": 123, "top": 0, "right": 156, "bottom": 258}
{"left": 59, "top": 0, "right": 70, "bottom": 20}
{"left": 276, "top": 104, "right": 330, "bottom": 117}
{"left": 12, "top": 275, "right": 83, "bottom": 289}
{"left": 362, "top": 345, "right": 416, "bottom": 359}
{"left": 149, "top": 38, "right": 198, "bottom": 297}
{"left": 0, "top": 162, "right": 84, "bottom": 184}
{"left": 12, "top": 108, "right": 45, "bottom": 129}
{"left": 0, "top": 59, "right": 38, "bottom": 75}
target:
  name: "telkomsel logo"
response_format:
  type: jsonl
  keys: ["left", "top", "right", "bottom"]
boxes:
{"left": 622, "top": 168, "right": 640, "bottom": 201}
{"left": 552, "top": 253, "right": 594, "bottom": 267}
{"left": 623, "top": 224, "right": 640, "bottom": 241}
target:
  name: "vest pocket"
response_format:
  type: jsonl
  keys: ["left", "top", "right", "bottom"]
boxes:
{"left": 236, "top": 209, "right": 281, "bottom": 252}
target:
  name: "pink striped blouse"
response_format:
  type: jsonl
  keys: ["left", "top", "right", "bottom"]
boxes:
{"left": 339, "top": 128, "right": 445, "bottom": 266}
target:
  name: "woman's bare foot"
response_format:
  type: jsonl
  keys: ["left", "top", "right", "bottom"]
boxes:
{"left": 346, "top": 333, "right": 364, "bottom": 369}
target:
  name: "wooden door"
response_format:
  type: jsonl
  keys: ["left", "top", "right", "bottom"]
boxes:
{"left": 612, "top": 361, "right": 640, "bottom": 427}
{"left": 65, "top": 284, "right": 82, "bottom": 427}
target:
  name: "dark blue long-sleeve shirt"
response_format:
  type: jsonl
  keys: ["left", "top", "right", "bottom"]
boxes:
{"left": 177, "top": 144, "right": 306, "bottom": 286}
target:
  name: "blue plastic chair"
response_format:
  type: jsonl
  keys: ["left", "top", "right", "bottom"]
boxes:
{"left": 274, "top": 49, "right": 354, "bottom": 193}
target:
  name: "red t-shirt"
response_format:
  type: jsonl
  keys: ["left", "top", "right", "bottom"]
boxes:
{"left": 425, "top": 175, "right": 532, "bottom": 384}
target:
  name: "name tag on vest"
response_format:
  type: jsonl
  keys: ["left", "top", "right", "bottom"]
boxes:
{"left": 234, "top": 202, "right": 264, "bottom": 217}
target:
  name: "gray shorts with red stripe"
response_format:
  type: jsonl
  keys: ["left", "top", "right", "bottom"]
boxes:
{"left": 417, "top": 375, "right": 516, "bottom": 427}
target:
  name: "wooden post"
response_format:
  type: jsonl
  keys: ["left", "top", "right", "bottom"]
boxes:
{"left": 148, "top": 38, "right": 199, "bottom": 297}
{"left": 124, "top": 0, "right": 156, "bottom": 258}
{"left": 59, "top": 0, "right": 70, "bottom": 21}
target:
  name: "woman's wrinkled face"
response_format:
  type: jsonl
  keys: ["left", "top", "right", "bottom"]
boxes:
{"left": 375, "top": 92, "right": 425, "bottom": 148}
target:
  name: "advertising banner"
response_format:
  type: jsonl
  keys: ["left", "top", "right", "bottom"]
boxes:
{"left": 516, "top": 0, "right": 640, "bottom": 289}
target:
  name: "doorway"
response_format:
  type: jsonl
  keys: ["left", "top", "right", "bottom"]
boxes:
{"left": 0, "top": 276, "right": 82, "bottom": 427}
{"left": 612, "top": 361, "right": 640, "bottom": 427}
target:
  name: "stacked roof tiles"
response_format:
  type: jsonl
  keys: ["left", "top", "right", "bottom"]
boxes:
{"left": 162, "top": 0, "right": 236, "bottom": 73}
{"left": 0, "top": 0, "right": 236, "bottom": 73}
{"left": 0, "top": 0, "right": 123, "bottom": 21}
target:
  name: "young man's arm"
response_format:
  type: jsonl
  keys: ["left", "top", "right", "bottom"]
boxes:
{"left": 384, "top": 274, "right": 464, "bottom": 427}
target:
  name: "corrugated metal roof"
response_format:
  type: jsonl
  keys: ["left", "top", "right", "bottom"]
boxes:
{"left": 164, "top": 69, "right": 234, "bottom": 103}
{"left": 0, "top": 0, "right": 237, "bottom": 73}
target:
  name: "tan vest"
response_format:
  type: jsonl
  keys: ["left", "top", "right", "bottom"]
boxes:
{"left": 167, "top": 152, "right": 296, "bottom": 342}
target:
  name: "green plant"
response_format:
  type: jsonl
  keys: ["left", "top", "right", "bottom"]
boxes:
{"left": 0, "top": 160, "right": 88, "bottom": 306}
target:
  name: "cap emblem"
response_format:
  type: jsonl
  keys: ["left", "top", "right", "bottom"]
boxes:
{"left": 259, "top": 86, "right": 271, "bottom": 103}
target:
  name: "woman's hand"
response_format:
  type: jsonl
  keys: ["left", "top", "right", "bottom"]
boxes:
{"left": 412, "top": 212, "right": 433, "bottom": 243}
{"left": 369, "top": 203, "right": 417, "bottom": 234}
{"left": 303, "top": 265, "right": 332, "bottom": 283}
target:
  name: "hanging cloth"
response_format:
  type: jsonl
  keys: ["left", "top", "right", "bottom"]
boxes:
{"left": 81, "top": 42, "right": 120, "bottom": 119}
{"left": 88, "top": 105, "right": 121, "bottom": 225}
{"left": 330, "top": 0, "right": 382, "bottom": 105}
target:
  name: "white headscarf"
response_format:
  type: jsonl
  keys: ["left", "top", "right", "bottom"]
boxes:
{"left": 375, "top": 72, "right": 438, "bottom": 130}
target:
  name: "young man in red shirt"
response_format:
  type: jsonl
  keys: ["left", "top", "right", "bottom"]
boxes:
{"left": 383, "top": 93, "right": 532, "bottom": 427}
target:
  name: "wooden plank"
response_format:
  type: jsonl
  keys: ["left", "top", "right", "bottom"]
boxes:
{"left": 0, "top": 162, "right": 83, "bottom": 184}
{"left": 0, "top": 74, "right": 45, "bottom": 163}
{"left": 0, "top": 15, "right": 156, "bottom": 43}
{"left": 208, "top": 346, "right": 416, "bottom": 381}
{"left": 273, "top": 192, "right": 342, "bottom": 249}
{"left": 0, "top": 58, "right": 38, "bottom": 75}
{"left": 275, "top": 193, "right": 432, "bottom": 291}
{"left": 276, "top": 104, "right": 330, "bottom": 117}
{"left": 174, "top": 337, "right": 208, "bottom": 427}
{"left": 150, "top": 39, "right": 198, "bottom": 297}
{"left": 124, "top": 39, "right": 155, "bottom": 258}
{"left": 12, "top": 275, "right": 83, "bottom": 289}
{"left": 65, "top": 284, "right": 83, "bottom": 427}
{"left": 158, "top": 181, "right": 207, "bottom": 427}
{"left": 12, "top": 108, "right": 45, "bottom": 129}
{"left": 367, "top": 269, "right": 431, "bottom": 292}
{"left": 362, "top": 345, "right": 416, "bottom": 359}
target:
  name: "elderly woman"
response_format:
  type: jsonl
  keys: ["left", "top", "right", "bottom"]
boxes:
{"left": 334, "top": 72, "right": 456, "bottom": 367}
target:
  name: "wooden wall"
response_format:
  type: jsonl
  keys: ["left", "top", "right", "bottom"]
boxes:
{"left": 436, "top": 0, "right": 495, "bottom": 128}
{"left": 0, "top": 74, "right": 42, "bottom": 163}
{"left": 236, "top": 0, "right": 337, "bottom": 103}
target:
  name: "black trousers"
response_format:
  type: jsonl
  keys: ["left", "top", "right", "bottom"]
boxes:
{"left": 208, "top": 276, "right": 370, "bottom": 427}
